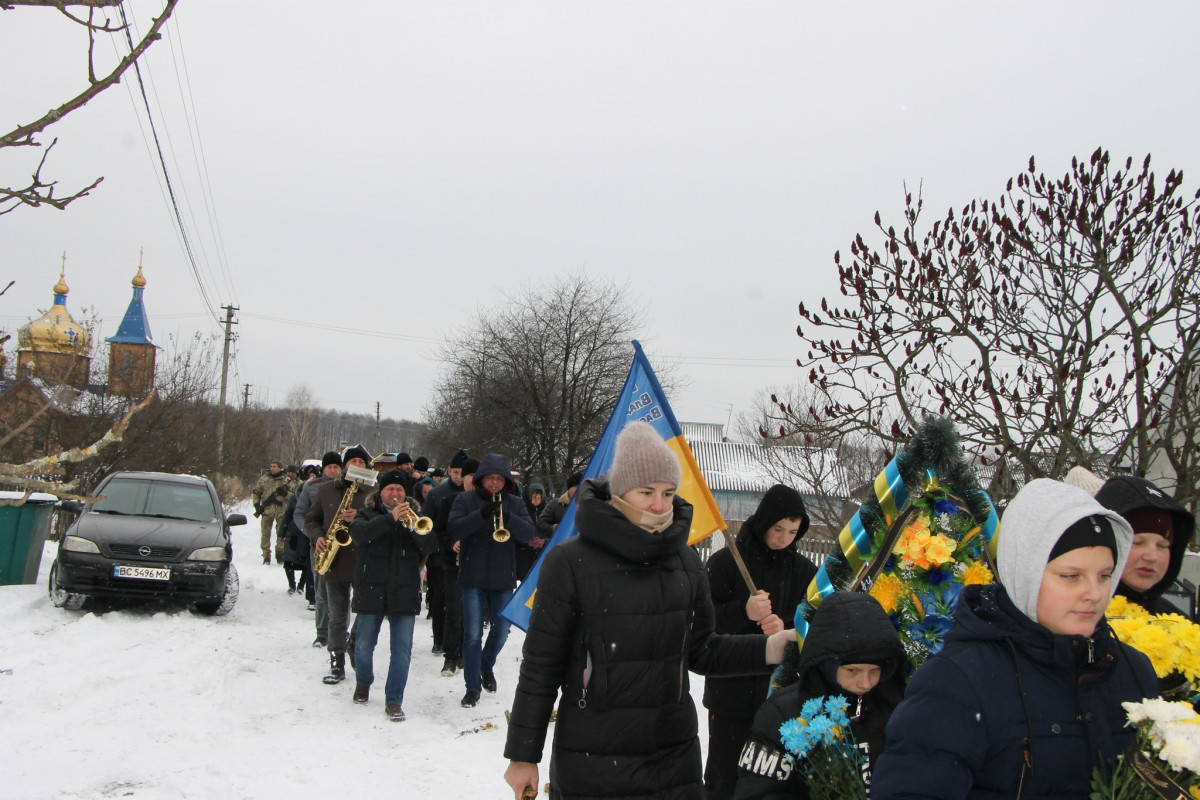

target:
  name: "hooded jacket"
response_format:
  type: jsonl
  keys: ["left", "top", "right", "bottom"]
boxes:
{"left": 515, "top": 483, "right": 548, "bottom": 581}
{"left": 1096, "top": 475, "right": 1195, "bottom": 617}
{"left": 349, "top": 491, "right": 438, "bottom": 615}
{"left": 504, "top": 479, "right": 771, "bottom": 800}
{"left": 872, "top": 479, "right": 1158, "bottom": 800}
{"left": 704, "top": 490, "right": 818, "bottom": 716}
{"left": 447, "top": 454, "right": 535, "bottom": 591}
{"left": 735, "top": 592, "right": 907, "bottom": 800}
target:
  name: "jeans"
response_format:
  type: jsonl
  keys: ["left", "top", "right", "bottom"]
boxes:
{"left": 461, "top": 586, "right": 513, "bottom": 693}
{"left": 353, "top": 614, "right": 416, "bottom": 705}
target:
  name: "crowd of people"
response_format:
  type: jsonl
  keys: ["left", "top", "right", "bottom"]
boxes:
{"left": 254, "top": 428, "right": 1197, "bottom": 800}
{"left": 263, "top": 445, "right": 550, "bottom": 721}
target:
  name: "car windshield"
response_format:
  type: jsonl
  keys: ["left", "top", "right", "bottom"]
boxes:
{"left": 91, "top": 478, "right": 218, "bottom": 523}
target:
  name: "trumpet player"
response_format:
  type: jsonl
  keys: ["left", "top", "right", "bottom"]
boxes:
{"left": 305, "top": 444, "right": 372, "bottom": 686}
{"left": 347, "top": 470, "right": 437, "bottom": 721}
{"left": 447, "top": 453, "right": 536, "bottom": 708}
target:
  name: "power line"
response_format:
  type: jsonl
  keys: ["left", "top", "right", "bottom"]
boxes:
{"left": 116, "top": 2, "right": 219, "bottom": 325}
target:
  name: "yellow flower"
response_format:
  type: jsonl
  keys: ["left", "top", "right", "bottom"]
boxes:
{"left": 925, "top": 534, "right": 956, "bottom": 567}
{"left": 961, "top": 561, "right": 994, "bottom": 586}
{"left": 869, "top": 573, "right": 905, "bottom": 614}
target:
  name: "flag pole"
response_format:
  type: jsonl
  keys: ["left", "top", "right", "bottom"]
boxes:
{"left": 720, "top": 527, "right": 758, "bottom": 594}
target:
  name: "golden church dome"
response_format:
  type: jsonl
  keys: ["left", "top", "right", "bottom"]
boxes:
{"left": 17, "top": 272, "right": 92, "bottom": 356}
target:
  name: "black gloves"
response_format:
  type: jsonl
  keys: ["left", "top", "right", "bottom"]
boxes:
{"left": 479, "top": 498, "right": 503, "bottom": 519}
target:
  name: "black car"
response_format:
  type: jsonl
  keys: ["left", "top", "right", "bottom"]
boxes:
{"left": 48, "top": 471, "right": 247, "bottom": 615}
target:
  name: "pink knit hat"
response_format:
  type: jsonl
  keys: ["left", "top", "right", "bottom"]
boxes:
{"left": 608, "top": 423, "right": 681, "bottom": 497}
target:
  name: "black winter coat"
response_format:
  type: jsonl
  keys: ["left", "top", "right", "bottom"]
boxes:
{"left": 734, "top": 592, "right": 906, "bottom": 800}
{"left": 349, "top": 493, "right": 438, "bottom": 615}
{"left": 421, "top": 477, "right": 464, "bottom": 575}
{"left": 504, "top": 480, "right": 771, "bottom": 800}
{"left": 872, "top": 583, "right": 1158, "bottom": 800}
{"left": 537, "top": 494, "right": 569, "bottom": 539}
{"left": 280, "top": 490, "right": 310, "bottom": 568}
{"left": 704, "top": 519, "right": 818, "bottom": 717}
{"left": 448, "top": 484, "right": 535, "bottom": 591}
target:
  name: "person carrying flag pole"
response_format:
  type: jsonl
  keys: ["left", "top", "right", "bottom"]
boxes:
{"left": 502, "top": 423, "right": 795, "bottom": 800}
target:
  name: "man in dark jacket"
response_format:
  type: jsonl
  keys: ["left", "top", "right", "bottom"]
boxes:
{"left": 296, "top": 452, "right": 340, "bottom": 646}
{"left": 536, "top": 471, "right": 582, "bottom": 540}
{"left": 422, "top": 449, "right": 470, "bottom": 677}
{"left": 447, "top": 453, "right": 535, "bottom": 707}
{"left": 305, "top": 444, "right": 373, "bottom": 685}
{"left": 348, "top": 470, "right": 438, "bottom": 721}
{"left": 704, "top": 484, "right": 819, "bottom": 800}
{"left": 1096, "top": 474, "right": 1196, "bottom": 618}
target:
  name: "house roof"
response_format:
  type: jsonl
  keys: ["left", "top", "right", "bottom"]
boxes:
{"left": 688, "top": 437, "right": 849, "bottom": 497}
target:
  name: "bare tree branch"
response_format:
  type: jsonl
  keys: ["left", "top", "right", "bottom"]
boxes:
{"left": 0, "top": 0, "right": 178, "bottom": 213}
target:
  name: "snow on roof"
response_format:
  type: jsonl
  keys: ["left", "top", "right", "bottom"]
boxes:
{"left": 688, "top": 437, "right": 848, "bottom": 497}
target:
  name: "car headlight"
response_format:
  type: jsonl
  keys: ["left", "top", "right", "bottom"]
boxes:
{"left": 63, "top": 535, "right": 100, "bottom": 554}
{"left": 188, "top": 547, "right": 229, "bottom": 562}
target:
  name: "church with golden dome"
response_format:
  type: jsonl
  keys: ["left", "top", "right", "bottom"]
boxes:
{"left": 0, "top": 256, "right": 158, "bottom": 461}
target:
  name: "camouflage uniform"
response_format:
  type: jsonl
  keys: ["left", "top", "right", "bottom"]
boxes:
{"left": 252, "top": 467, "right": 295, "bottom": 563}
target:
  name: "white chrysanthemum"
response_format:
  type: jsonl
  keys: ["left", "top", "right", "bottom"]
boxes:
{"left": 1124, "top": 698, "right": 1196, "bottom": 725}
{"left": 935, "top": 513, "right": 952, "bottom": 533}
{"left": 1155, "top": 723, "right": 1200, "bottom": 773}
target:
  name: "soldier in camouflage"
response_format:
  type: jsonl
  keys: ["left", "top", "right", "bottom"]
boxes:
{"left": 252, "top": 461, "right": 294, "bottom": 564}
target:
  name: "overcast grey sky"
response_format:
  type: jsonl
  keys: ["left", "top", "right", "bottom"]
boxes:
{"left": 2, "top": 1, "right": 1196, "bottom": 440}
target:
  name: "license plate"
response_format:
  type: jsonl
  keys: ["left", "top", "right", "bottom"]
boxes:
{"left": 113, "top": 564, "right": 171, "bottom": 581}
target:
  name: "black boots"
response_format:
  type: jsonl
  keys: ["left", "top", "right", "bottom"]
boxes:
{"left": 482, "top": 671, "right": 497, "bottom": 693}
{"left": 461, "top": 690, "right": 480, "bottom": 707}
{"left": 353, "top": 684, "right": 369, "bottom": 704}
{"left": 323, "top": 651, "right": 345, "bottom": 685}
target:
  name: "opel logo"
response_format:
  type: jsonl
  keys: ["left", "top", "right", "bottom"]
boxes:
{"left": 139, "top": 546, "right": 152, "bottom": 557}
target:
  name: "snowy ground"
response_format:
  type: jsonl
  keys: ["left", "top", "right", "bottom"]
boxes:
{"left": 2, "top": 500, "right": 708, "bottom": 799}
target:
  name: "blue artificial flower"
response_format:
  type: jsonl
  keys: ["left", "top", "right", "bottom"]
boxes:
{"left": 934, "top": 498, "right": 959, "bottom": 516}
{"left": 779, "top": 718, "right": 812, "bottom": 758}
{"left": 883, "top": 554, "right": 897, "bottom": 573}
{"left": 805, "top": 714, "right": 836, "bottom": 745}
{"left": 921, "top": 583, "right": 963, "bottom": 617}
{"left": 823, "top": 695, "right": 850, "bottom": 725}
{"left": 889, "top": 614, "right": 901, "bottom": 631}
{"left": 800, "top": 696, "right": 824, "bottom": 721}
{"left": 928, "top": 569, "right": 953, "bottom": 587}
{"left": 907, "top": 614, "right": 954, "bottom": 654}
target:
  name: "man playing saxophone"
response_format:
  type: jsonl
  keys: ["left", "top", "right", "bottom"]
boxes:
{"left": 305, "top": 444, "right": 373, "bottom": 686}
{"left": 347, "top": 470, "right": 438, "bottom": 721}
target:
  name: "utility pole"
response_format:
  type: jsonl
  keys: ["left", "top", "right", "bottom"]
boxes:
{"left": 243, "top": 384, "right": 251, "bottom": 409}
{"left": 375, "top": 401, "right": 381, "bottom": 452}
{"left": 217, "top": 304, "right": 238, "bottom": 469}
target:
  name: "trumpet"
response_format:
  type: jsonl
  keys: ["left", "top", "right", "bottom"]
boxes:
{"left": 492, "top": 492, "right": 511, "bottom": 542}
{"left": 397, "top": 501, "right": 433, "bottom": 535}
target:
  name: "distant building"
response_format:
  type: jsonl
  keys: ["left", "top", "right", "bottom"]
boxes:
{"left": 682, "top": 421, "right": 850, "bottom": 537}
{"left": 0, "top": 260, "right": 158, "bottom": 463}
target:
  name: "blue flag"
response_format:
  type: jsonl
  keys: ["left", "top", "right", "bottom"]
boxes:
{"left": 500, "top": 340, "right": 726, "bottom": 631}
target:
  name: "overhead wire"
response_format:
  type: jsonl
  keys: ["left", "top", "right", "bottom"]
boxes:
{"left": 115, "top": 1, "right": 220, "bottom": 325}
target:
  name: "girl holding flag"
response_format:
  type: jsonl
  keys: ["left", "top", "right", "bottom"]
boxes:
{"left": 503, "top": 422, "right": 795, "bottom": 800}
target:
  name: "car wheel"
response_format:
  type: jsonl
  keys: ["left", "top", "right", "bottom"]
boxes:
{"left": 193, "top": 563, "right": 239, "bottom": 616}
{"left": 48, "top": 560, "right": 86, "bottom": 611}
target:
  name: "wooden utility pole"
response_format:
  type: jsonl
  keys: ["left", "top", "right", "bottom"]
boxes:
{"left": 375, "top": 402, "right": 381, "bottom": 452}
{"left": 242, "top": 384, "right": 251, "bottom": 409}
{"left": 216, "top": 304, "right": 238, "bottom": 468}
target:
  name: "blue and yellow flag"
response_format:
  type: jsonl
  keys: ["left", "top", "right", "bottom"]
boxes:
{"left": 500, "top": 340, "right": 726, "bottom": 631}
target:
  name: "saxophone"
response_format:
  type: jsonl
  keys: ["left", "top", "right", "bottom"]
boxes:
{"left": 313, "top": 466, "right": 377, "bottom": 575}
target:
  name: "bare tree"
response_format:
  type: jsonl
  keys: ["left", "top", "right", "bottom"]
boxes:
{"left": 775, "top": 149, "right": 1200, "bottom": 506}
{"left": 1, "top": 0, "right": 178, "bottom": 215}
{"left": 740, "top": 385, "right": 881, "bottom": 530}
{"left": 424, "top": 272, "right": 645, "bottom": 491}
{"left": 280, "top": 384, "right": 321, "bottom": 463}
